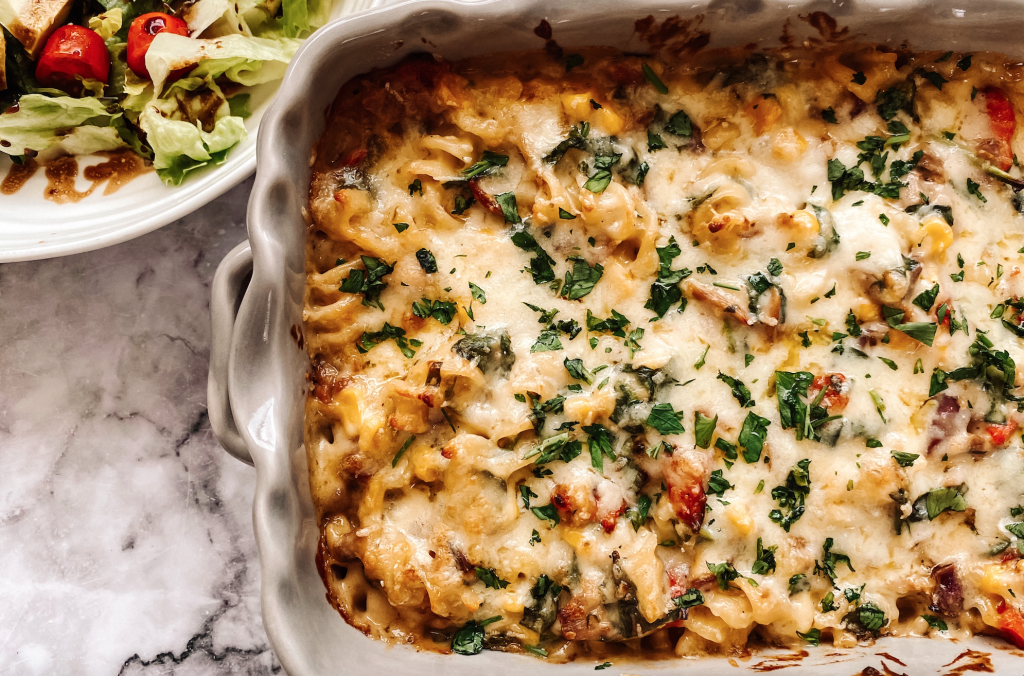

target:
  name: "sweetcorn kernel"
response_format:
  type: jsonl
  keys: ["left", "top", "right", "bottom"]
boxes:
{"left": 780, "top": 209, "right": 821, "bottom": 239}
{"left": 915, "top": 214, "right": 953, "bottom": 255}
{"left": 725, "top": 503, "right": 755, "bottom": 536}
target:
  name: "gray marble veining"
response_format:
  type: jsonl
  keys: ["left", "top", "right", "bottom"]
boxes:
{"left": 0, "top": 177, "right": 280, "bottom": 675}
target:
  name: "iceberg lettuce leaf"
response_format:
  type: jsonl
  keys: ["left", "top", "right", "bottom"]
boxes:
{"left": 0, "top": 94, "right": 125, "bottom": 155}
{"left": 139, "top": 103, "right": 246, "bottom": 185}
{"left": 146, "top": 33, "right": 300, "bottom": 93}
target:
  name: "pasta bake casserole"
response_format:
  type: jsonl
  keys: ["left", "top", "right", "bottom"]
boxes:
{"left": 302, "top": 28, "right": 1024, "bottom": 661}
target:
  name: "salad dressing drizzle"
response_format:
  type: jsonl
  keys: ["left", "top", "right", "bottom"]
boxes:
{"left": 43, "top": 156, "right": 90, "bottom": 204}
{"left": 83, "top": 150, "right": 152, "bottom": 195}
{"left": 2, "top": 149, "right": 151, "bottom": 200}
{"left": 1, "top": 158, "right": 39, "bottom": 195}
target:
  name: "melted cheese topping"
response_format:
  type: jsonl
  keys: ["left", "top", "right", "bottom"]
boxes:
{"left": 303, "top": 43, "right": 1024, "bottom": 660}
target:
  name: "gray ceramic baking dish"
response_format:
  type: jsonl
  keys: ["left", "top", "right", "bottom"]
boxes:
{"left": 208, "top": 0, "right": 1024, "bottom": 672}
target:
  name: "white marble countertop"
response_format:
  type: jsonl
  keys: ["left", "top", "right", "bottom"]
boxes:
{"left": 0, "top": 178, "right": 281, "bottom": 675}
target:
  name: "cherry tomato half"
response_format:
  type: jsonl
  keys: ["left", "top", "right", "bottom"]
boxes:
{"left": 986, "top": 419, "right": 1018, "bottom": 446}
{"left": 981, "top": 86, "right": 1017, "bottom": 171}
{"left": 127, "top": 12, "right": 190, "bottom": 80}
{"left": 35, "top": 25, "right": 110, "bottom": 89}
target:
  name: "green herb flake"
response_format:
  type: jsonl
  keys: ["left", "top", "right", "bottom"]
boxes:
{"left": 892, "top": 451, "right": 919, "bottom": 467}
{"left": 769, "top": 458, "right": 811, "bottom": 532}
{"left": 647, "top": 403, "right": 685, "bottom": 435}
{"left": 392, "top": 436, "right": 415, "bottom": 467}
{"left": 967, "top": 177, "right": 987, "bottom": 203}
{"left": 642, "top": 63, "right": 669, "bottom": 94}
{"left": 717, "top": 371, "right": 754, "bottom": 408}
{"left": 461, "top": 150, "right": 509, "bottom": 179}
{"left": 495, "top": 191, "right": 521, "bottom": 224}
{"left": 797, "top": 628, "right": 821, "bottom": 646}
{"left": 822, "top": 107, "right": 838, "bottom": 124}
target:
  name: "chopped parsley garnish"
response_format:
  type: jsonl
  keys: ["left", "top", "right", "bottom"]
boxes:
{"left": 531, "top": 503, "right": 560, "bottom": 526}
{"left": 674, "top": 589, "right": 705, "bottom": 609}
{"left": 866, "top": 438, "right": 883, "bottom": 448}
{"left": 850, "top": 603, "right": 887, "bottom": 635}
{"left": 738, "top": 411, "right": 771, "bottom": 463}
{"left": 451, "top": 616, "right": 501, "bottom": 655}
{"left": 695, "top": 344, "right": 710, "bottom": 370}
{"left": 769, "top": 459, "right": 811, "bottom": 531}
{"left": 340, "top": 255, "right": 394, "bottom": 310}
{"left": 391, "top": 436, "right": 415, "bottom": 467}
{"left": 822, "top": 107, "right": 837, "bottom": 124}
{"left": 408, "top": 179, "right": 422, "bottom": 196}
{"left": 767, "top": 257, "right": 783, "bottom": 276}
{"left": 416, "top": 248, "right": 438, "bottom": 273}
{"left": 495, "top": 191, "right": 521, "bottom": 223}
{"left": 814, "top": 537, "right": 855, "bottom": 585}
{"left": 461, "top": 150, "right": 509, "bottom": 179}
{"left": 855, "top": 251, "right": 871, "bottom": 261}
{"left": 694, "top": 412, "right": 717, "bottom": 449}
{"left": 667, "top": 110, "right": 693, "bottom": 137}
{"left": 957, "top": 54, "right": 972, "bottom": 70}
{"left": 525, "top": 302, "right": 559, "bottom": 324}
{"left": 642, "top": 63, "right": 668, "bottom": 94}
{"left": 707, "top": 469, "right": 733, "bottom": 497}
{"left": 531, "top": 330, "right": 563, "bottom": 353}
{"left": 519, "top": 484, "right": 538, "bottom": 509}
{"left": 789, "top": 573, "right": 810, "bottom": 595}
{"left": 775, "top": 371, "right": 834, "bottom": 442}
{"left": 923, "top": 615, "right": 948, "bottom": 631}
{"left": 561, "top": 256, "right": 604, "bottom": 300}
{"left": 511, "top": 229, "right": 557, "bottom": 284}
{"left": 751, "top": 537, "right": 778, "bottom": 575}
{"left": 913, "top": 283, "right": 940, "bottom": 312}
{"left": 879, "top": 357, "right": 898, "bottom": 371}
{"left": 358, "top": 322, "right": 418, "bottom": 358}
{"left": 967, "top": 177, "right": 987, "bottom": 203}
{"left": 892, "top": 451, "right": 919, "bottom": 467}
{"left": 852, "top": 71, "right": 867, "bottom": 85}
{"left": 645, "top": 236, "right": 691, "bottom": 317}
{"left": 475, "top": 567, "right": 510, "bottom": 589}
{"left": 879, "top": 213, "right": 890, "bottom": 226}
{"left": 919, "top": 486, "right": 968, "bottom": 520}
{"left": 544, "top": 123, "right": 589, "bottom": 164}
{"left": 876, "top": 81, "right": 915, "bottom": 121}
{"left": 797, "top": 628, "right": 821, "bottom": 646}
{"left": 558, "top": 207, "right": 576, "bottom": 219}
{"left": 583, "top": 153, "right": 621, "bottom": 193}
{"left": 647, "top": 129, "right": 666, "bottom": 151}
{"left": 717, "top": 372, "right": 754, "bottom": 407}
{"left": 707, "top": 561, "right": 741, "bottom": 590}
{"left": 583, "top": 423, "right": 616, "bottom": 471}
{"left": 564, "top": 357, "right": 593, "bottom": 384}
{"left": 647, "top": 402, "right": 685, "bottom": 435}
{"left": 625, "top": 494, "right": 652, "bottom": 531}
{"left": 412, "top": 298, "right": 457, "bottom": 324}
{"left": 469, "top": 282, "right": 487, "bottom": 305}
{"left": 918, "top": 69, "right": 947, "bottom": 90}
{"left": 881, "top": 305, "right": 937, "bottom": 346}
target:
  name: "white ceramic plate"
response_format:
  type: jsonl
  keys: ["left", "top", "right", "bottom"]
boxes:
{"left": 0, "top": 0, "right": 385, "bottom": 263}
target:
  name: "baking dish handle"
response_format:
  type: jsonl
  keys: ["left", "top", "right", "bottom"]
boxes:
{"left": 208, "top": 240, "right": 254, "bottom": 466}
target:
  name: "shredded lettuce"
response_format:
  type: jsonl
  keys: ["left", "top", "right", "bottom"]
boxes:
{"left": 139, "top": 101, "right": 246, "bottom": 185}
{"left": 0, "top": 95, "right": 125, "bottom": 155}
{"left": 146, "top": 33, "right": 301, "bottom": 94}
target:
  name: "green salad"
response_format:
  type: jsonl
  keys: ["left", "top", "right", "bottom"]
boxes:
{"left": 0, "top": 0, "right": 331, "bottom": 184}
